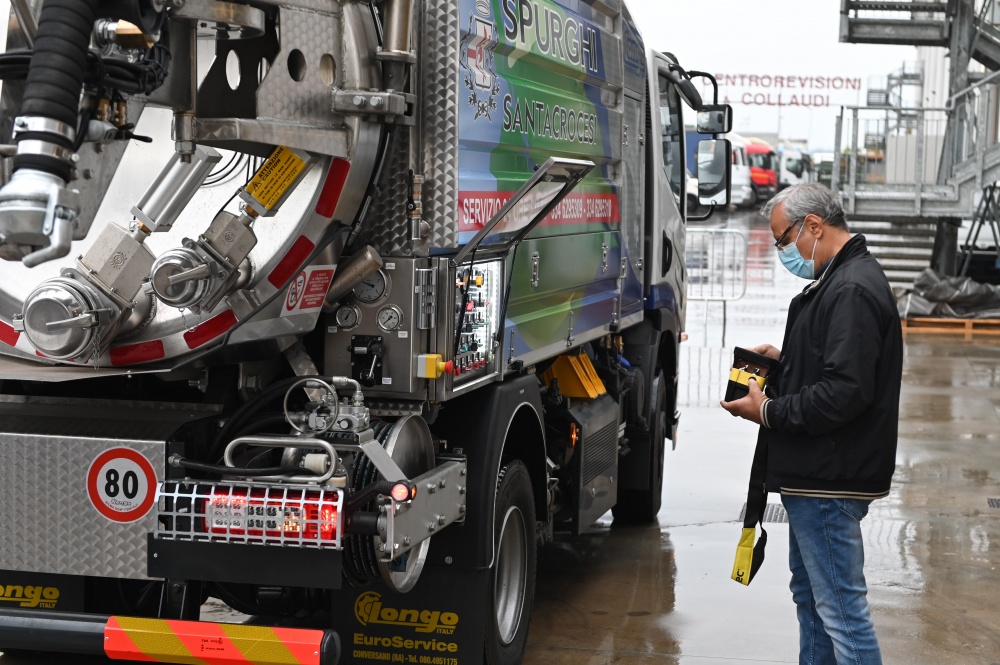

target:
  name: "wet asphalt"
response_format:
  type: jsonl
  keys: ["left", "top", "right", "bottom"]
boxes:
{"left": 3, "top": 209, "right": 999, "bottom": 664}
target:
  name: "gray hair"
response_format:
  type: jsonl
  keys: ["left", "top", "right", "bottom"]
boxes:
{"left": 760, "top": 183, "right": 848, "bottom": 231}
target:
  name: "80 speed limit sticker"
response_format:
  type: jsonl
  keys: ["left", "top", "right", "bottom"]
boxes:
{"left": 87, "top": 448, "right": 157, "bottom": 523}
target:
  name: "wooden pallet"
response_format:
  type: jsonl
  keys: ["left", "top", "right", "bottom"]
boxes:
{"left": 901, "top": 317, "right": 1000, "bottom": 341}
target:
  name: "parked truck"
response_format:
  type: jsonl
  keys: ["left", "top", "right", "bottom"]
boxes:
{"left": 746, "top": 137, "right": 778, "bottom": 204}
{"left": 777, "top": 143, "right": 814, "bottom": 190}
{"left": 0, "top": 1, "right": 729, "bottom": 663}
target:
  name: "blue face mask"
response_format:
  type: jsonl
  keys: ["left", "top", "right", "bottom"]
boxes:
{"left": 777, "top": 222, "right": 818, "bottom": 279}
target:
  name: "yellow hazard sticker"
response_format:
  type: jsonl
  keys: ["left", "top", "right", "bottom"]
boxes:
{"left": 245, "top": 146, "right": 307, "bottom": 212}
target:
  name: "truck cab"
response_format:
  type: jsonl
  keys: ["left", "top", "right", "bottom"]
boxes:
{"left": 746, "top": 137, "right": 778, "bottom": 204}
{"left": 778, "top": 146, "right": 814, "bottom": 189}
{"left": 728, "top": 132, "right": 754, "bottom": 207}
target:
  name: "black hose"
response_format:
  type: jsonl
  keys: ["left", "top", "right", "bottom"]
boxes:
{"left": 344, "top": 511, "right": 379, "bottom": 536}
{"left": 173, "top": 457, "right": 318, "bottom": 478}
{"left": 209, "top": 375, "right": 335, "bottom": 461}
{"left": 14, "top": 0, "right": 99, "bottom": 180}
{"left": 0, "top": 48, "right": 168, "bottom": 96}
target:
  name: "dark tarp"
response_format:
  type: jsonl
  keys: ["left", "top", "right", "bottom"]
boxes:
{"left": 897, "top": 268, "right": 1000, "bottom": 319}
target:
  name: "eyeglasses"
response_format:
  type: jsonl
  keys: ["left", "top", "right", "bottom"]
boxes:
{"left": 773, "top": 219, "right": 802, "bottom": 251}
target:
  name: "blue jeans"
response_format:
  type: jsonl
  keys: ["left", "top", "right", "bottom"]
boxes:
{"left": 780, "top": 495, "right": 882, "bottom": 665}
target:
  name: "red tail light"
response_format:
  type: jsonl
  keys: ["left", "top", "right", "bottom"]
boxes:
{"left": 203, "top": 487, "right": 338, "bottom": 542}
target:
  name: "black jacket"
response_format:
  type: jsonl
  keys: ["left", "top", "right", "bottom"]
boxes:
{"left": 760, "top": 234, "right": 902, "bottom": 498}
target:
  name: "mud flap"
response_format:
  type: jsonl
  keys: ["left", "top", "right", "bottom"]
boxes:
{"left": 331, "top": 566, "right": 488, "bottom": 665}
{"left": 0, "top": 571, "right": 84, "bottom": 612}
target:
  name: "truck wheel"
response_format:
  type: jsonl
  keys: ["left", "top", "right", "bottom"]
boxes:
{"left": 613, "top": 371, "right": 667, "bottom": 524}
{"left": 485, "top": 460, "right": 537, "bottom": 665}
{"left": 748, "top": 184, "right": 759, "bottom": 207}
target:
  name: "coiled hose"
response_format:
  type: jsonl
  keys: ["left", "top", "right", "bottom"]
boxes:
{"left": 14, "top": 0, "right": 99, "bottom": 183}
{"left": 342, "top": 420, "right": 396, "bottom": 587}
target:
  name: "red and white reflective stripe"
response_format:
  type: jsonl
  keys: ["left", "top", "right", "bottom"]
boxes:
{"left": 315, "top": 158, "right": 351, "bottom": 218}
{"left": 110, "top": 340, "right": 166, "bottom": 366}
{"left": 268, "top": 236, "right": 316, "bottom": 289}
{"left": 184, "top": 310, "right": 238, "bottom": 349}
{"left": 0, "top": 321, "right": 19, "bottom": 347}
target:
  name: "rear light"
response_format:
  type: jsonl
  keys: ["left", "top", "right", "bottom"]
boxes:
{"left": 390, "top": 481, "right": 417, "bottom": 503}
{"left": 202, "top": 487, "right": 338, "bottom": 542}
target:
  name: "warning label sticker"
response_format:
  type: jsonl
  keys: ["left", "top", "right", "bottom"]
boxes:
{"left": 87, "top": 448, "right": 157, "bottom": 523}
{"left": 282, "top": 265, "right": 336, "bottom": 317}
{"left": 246, "top": 146, "right": 307, "bottom": 212}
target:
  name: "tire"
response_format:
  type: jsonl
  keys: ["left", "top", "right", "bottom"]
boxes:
{"left": 748, "top": 184, "right": 759, "bottom": 208}
{"left": 485, "top": 460, "right": 537, "bottom": 665}
{"left": 613, "top": 371, "right": 667, "bottom": 524}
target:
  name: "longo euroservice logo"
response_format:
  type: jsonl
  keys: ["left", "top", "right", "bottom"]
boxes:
{"left": 354, "top": 591, "right": 459, "bottom": 635}
{"left": 0, "top": 583, "right": 60, "bottom": 609}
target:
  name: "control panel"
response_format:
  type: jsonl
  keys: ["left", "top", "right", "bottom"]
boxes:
{"left": 451, "top": 259, "right": 502, "bottom": 386}
{"left": 325, "top": 259, "right": 426, "bottom": 397}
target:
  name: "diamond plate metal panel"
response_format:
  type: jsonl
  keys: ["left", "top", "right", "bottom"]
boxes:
{"left": 358, "top": 0, "right": 461, "bottom": 256}
{"left": 359, "top": 130, "right": 419, "bottom": 255}
{"left": 420, "top": 0, "right": 462, "bottom": 251}
{"left": 257, "top": 5, "right": 344, "bottom": 125}
{"left": 0, "top": 434, "right": 166, "bottom": 579}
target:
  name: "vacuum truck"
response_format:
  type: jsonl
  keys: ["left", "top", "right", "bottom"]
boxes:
{"left": 0, "top": 0, "right": 731, "bottom": 663}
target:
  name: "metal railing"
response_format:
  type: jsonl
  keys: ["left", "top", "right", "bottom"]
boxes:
{"left": 685, "top": 228, "right": 748, "bottom": 346}
{"left": 833, "top": 106, "right": 949, "bottom": 213}
{"left": 679, "top": 345, "right": 731, "bottom": 407}
{"left": 833, "top": 80, "right": 999, "bottom": 212}
{"left": 685, "top": 229, "right": 748, "bottom": 301}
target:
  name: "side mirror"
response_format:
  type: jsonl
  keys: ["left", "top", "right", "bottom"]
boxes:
{"left": 697, "top": 139, "right": 731, "bottom": 206}
{"left": 696, "top": 104, "right": 733, "bottom": 134}
{"left": 677, "top": 79, "right": 704, "bottom": 112}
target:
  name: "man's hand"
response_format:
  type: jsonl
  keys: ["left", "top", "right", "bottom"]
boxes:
{"left": 752, "top": 344, "right": 780, "bottom": 361}
{"left": 720, "top": 376, "right": 766, "bottom": 424}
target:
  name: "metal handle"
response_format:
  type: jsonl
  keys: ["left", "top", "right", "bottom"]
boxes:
{"left": 224, "top": 435, "right": 340, "bottom": 484}
{"left": 167, "top": 263, "right": 211, "bottom": 286}
{"left": 45, "top": 312, "right": 96, "bottom": 331}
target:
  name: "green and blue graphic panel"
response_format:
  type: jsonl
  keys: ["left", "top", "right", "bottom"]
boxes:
{"left": 458, "top": 0, "right": 641, "bottom": 358}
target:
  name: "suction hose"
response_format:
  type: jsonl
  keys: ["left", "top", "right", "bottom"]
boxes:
{"left": 0, "top": 0, "right": 101, "bottom": 266}
{"left": 14, "top": 0, "right": 100, "bottom": 182}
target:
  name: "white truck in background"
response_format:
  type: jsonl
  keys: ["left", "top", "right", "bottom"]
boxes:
{"left": 778, "top": 142, "right": 814, "bottom": 190}
{"left": 728, "top": 132, "right": 754, "bottom": 206}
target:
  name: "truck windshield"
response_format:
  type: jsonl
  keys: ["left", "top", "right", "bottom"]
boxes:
{"left": 748, "top": 152, "right": 774, "bottom": 170}
{"left": 785, "top": 156, "right": 803, "bottom": 177}
{"left": 658, "top": 74, "right": 684, "bottom": 206}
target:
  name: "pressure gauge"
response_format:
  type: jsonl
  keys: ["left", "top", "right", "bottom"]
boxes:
{"left": 353, "top": 269, "right": 390, "bottom": 305}
{"left": 377, "top": 305, "right": 403, "bottom": 332}
{"left": 334, "top": 304, "right": 361, "bottom": 329}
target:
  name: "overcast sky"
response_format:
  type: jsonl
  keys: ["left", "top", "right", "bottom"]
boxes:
{"left": 626, "top": 0, "right": 922, "bottom": 150}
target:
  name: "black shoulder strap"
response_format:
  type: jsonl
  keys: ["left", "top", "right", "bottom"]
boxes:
{"left": 732, "top": 432, "right": 768, "bottom": 585}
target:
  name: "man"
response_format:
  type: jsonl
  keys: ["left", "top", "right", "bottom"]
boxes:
{"left": 721, "top": 183, "right": 902, "bottom": 665}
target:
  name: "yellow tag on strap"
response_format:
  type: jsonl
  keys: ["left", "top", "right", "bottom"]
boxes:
{"left": 731, "top": 527, "right": 757, "bottom": 586}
